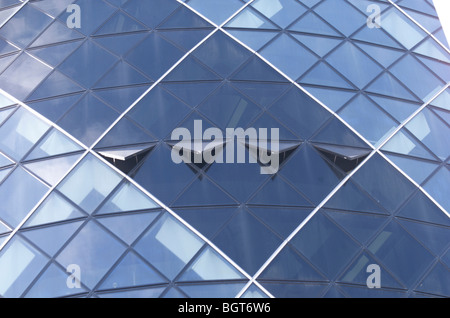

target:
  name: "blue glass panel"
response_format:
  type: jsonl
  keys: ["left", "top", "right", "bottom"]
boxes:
{"left": 288, "top": 11, "right": 340, "bottom": 36}
{"left": 30, "top": 20, "right": 84, "bottom": 47}
{"left": 97, "top": 211, "right": 159, "bottom": 244}
{"left": 30, "top": 0, "right": 76, "bottom": 18}
{"left": 134, "top": 213, "right": 204, "bottom": 280}
{"left": 98, "top": 286, "right": 166, "bottom": 298}
{"left": 260, "top": 282, "right": 326, "bottom": 298}
{"left": 281, "top": 144, "right": 344, "bottom": 204}
{"left": 260, "top": 33, "right": 318, "bottom": 81}
{"left": 299, "top": 62, "right": 355, "bottom": 89}
{"left": 58, "top": 93, "right": 119, "bottom": 146}
{"left": 269, "top": 87, "right": 331, "bottom": 140}
{"left": 163, "top": 56, "right": 221, "bottom": 82}
{"left": 186, "top": 0, "right": 243, "bottom": 25}
{"left": 100, "top": 251, "right": 166, "bottom": 290}
{"left": 94, "top": 61, "right": 152, "bottom": 89}
{"left": 315, "top": 0, "right": 365, "bottom": 36}
{"left": 24, "top": 192, "right": 85, "bottom": 228}
{"left": 93, "top": 86, "right": 148, "bottom": 113}
{"left": 25, "top": 263, "right": 88, "bottom": 298}
{"left": 352, "top": 154, "right": 416, "bottom": 213}
{"left": 0, "top": 53, "right": 52, "bottom": 100}
{"left": 0, "top": 4, "right": 52, "bottom": 48}
{"left": 24, "top": 154, "right": 81, "bottom": 186}
{"left": 423, "top": 167, "right": 450, "bottom": 212}
{"left": 22, "top": 221, "right": 83, "bottom": 256}
{"left": 290, "top": 212, "right": 360, "bottom": 279}
{"left": 337, "top": 284, "right": 408, "bottom": 298}
{"left": 95, "top": 118, "right": 156, "bottom": 148}
{"left": 125, "top": 33, "right": 184, "bottom": 80}
{"left": 230, "top": 55, "right": 289, "bottom": 82}
{"left": 94, "top": 33, "right": 147, "bottom": 57}
{"left": 27, "top": 71, "right": 85, "bottom": 101}
{"left": 226, "top": 29, "right": 278, "bottom": 51}
{"left": 27, "top": 94, "right": 83, "bottom": 123}
{"left": 162, "top": 287, "right": 186, "bottom": 298}
{"left": 129, "top": 86, "right": 191, "bottom": 139}
{"left": 385, "top": 154, "right": 439, "bottom": 185}
{"left": 58, "top": 40, "right": 118, "bottom": 88}
{"left": 94, "top": 11, "right": 148, "bottom": 36}
{"left": 193, "top": 31, "right": 252, "bottom": 79}
{"left": 161, "top": 82, "right": 221, "bottom": 108}
{"left": 259, "top": 245, "right": 326, "bottom": 281}
{"left": 159, "top": 29, "right": 212, "bottom": 52}
{"left": 0, "top": 167, "right": 49, "bottom": 227}
{"left": 241, "top": 284, "right": 268, "bottom": 298}
{"left": 0, "top": 236, "right": 48, "bottom": 297}
{"left": 368, "top": 221, "right": 435, "bottom": 288}
{"left": 415, "top": 262, "right": 450, "bottom": 297}
{"left": 178, "top": 282, "right": 246, "bottom": 298}
{"left": 29, "top": 41, "right": 83, "bottom": 68}
{"left": 123, "top": 0, "right": 179, "bottom": 29}
{"left": 57, "top": 154, "right": 122, "bottom": 214}
{"left": 26, "top": 128, "right": 83, "bottom": 161}
{"left": 252, "top": 0, "right": 307, "bottom": 29}
{"left": 226, "top": 6, "right": 279, "bottom": 30}
{"left": 158, "top": 4, "right": 213, "bottom": 29}
{"left": 58, "top": 0, "right": 116, "bottom": 36}
{"left": 56, "top": 221, "right": 126, "bottom": 289}
{"left": 326, "top": 41, "right": 383, "bottom": 89}
{"left": 212, "top": 208, "right": 282, "bottom": 274}
{"left": 291, "top": 33, "right": 341, "bottom": 57}
{"left": 382, "top": 129, "right": 435, "bottom": 161}
{"left": 178, "top": 247, "right": 244, "bottom": 281}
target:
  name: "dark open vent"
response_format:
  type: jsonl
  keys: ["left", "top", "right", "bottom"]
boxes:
{"left": 97, "top": 143, "right": 156, "bottom": 174}
{"left": 313, "top": 143, "right": 371, "bottom": 173}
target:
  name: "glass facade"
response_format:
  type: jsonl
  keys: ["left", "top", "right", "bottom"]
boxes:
{"left": 0, "top": 0, "right": 448, "bottom": 298}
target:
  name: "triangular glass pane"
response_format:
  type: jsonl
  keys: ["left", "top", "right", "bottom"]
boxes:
{"left": 385, "top": 154, "right": 439, "bottom": 185}
{"left": 56, "top": 221, "right": 126, "bottom": 289}
{"left": 367, "top": 221, "right": 435, "bottom": 288}
{"left": 429, "top": 88, "right": 450, "bottom": 111}
{"left": 212, "top": 208, "right": 282, "bottom": 275}
{"left": 338, "top": 251, "right": 405, "bottom": 289}
{"left": 161, "top": 82, "right": 221, "bottom": 108}
{"left": 100, "top": 251, "right": 166, "bottom": 290}
{"left": 252, "top": 0, "right": 307, "bottom": 29}
{"left": 291, "top": 33, "right": 341, "bottom": 57}
{"left": 248, "top": 206, "right": 311, "bottom": 239}
{"left": 29, "top": 41, "right": 83, "bottom": 68}
{"left": 162, "top": 287, "right": 186, "bottom": 298}
{"left": 249, "top": 112, "right": 299, "bottom": 141}
{"left": 93, "top": 86, "right": 148, "bottom": 113}
{"left": 94, "top": 11, "right": 148, "bottom": 36}
{"left": 398, "top": 219, "right": 450, "bottom": 256}
{"left": 94, "top": 33, "right": 147, "bottom": 57}
{"left": 311, "top": 117, "right": 370, "bottom": 149}
{"left": 381, "top": 129, "right": 436, "bottom": 161}
{"left": 415, "top": 262, "right": 450, "bottom": 297}
{"left": 269, "top": 87, "right": 332, "bottom": 140}
{"left": 184, "top": 0, "right": 243, "bottom": 25}
{"left": 324, "top": 210, "right": 388, "bottom": 245}
{"left": 260, "top": 33, "right": 318, "bottom": 81}
{"left": 0, "top": 107, "right": 51, "bottom": 161}
{"left": 299, "top": 61, "right": 354, "bottom": 89}
{"left": 303, "top": 86, "right": 356, "bottom": 112}
{"left": 178, "top": 247, "right": 244, "bottom": 281}
{"left": 174, "top": 207, "right": 237, "bottom": 240}
{"left": 249, "top": 177, "right": 312, "bottom": 207}
{"left": 193, "top": 31, "right": 252, "bottom": 79}
{"left": 27, "top": 71, "right": 85, "bottom": 101}
{"left": 232, "top": 82, "right": 289, "bottom": 109}
{"left": 241, "top": 284, "right": 269, "bottom": 298}
{"left": 225, "top": 29, "right": 278, "bottom": 51}
{"left": 405, "top": 108, "right": 450, "bottom": 161}
{"left": 25, "top": 263, "right": 88, "bottom": 298}
{"left": 423, "top": 167, "right": 450, "bottom": 212}
{"left": 396, "top": 191, "right": 450, "bottom": 226}
{"left": 96, "top": 119, "right": 155, "bottom": 149}
{"left": 30, "top": 20, "right": 84, "bottom": 47}
{"left": 98, "top": 286, "right": 166, "bottom": 298}
{"left": 352, "top": 25, "right": 402, "bottom": 49}
{"left": 281, "top": 144, "right": 344, "bottom": 204}
{"left": 369, "top": 95, "right": 420, "bottom": 123}
{"left": 163, "top": 55, "right": 221, "bottom": 82}
{"left": 134, "top": 213, "right": 204, "bottom": 280}
{"left": 325, "top": 180, "right": 388, "bottom": 214}
{"left": 290, "top": 211, "right": 360, "bottom": 279}
{"left": 0, "top": 150, "right": 13, "bottom": 168}
{"left": 27, "top": 94, "right": 83, "bottom": 123}
{"left": 178, "top": 282, "right": 246, "bottom": 298}
{"left": 158, "top": 29, "right": 212, "bottom": 52}
{"left": 98, "top": 212, "right": 159, "bottom": 245}
{"left": 24, "top": 192, "right": 85, "bottom": 228}
{"left": 0, "top": 167, "right": 11, "bottom": 183}
{"left": 230, "top": 55, "right": 289, "bottom": 82}
{"left": 352, "top": 154, "right": 416, "bottom": 213}
{"left": 22, "top": 221, "right": 83, "bottom": 256}
{"left": 173, "top": 177, "right": 237, "bottom": 207}
{"left": 417, "top": 55, "right": 450, "bottom": 83}
{"left": 122, "top": 0, "right": 179, "bottom": 29}
{"left": 356, "top": 42, "right": 404, "bottom": 68}
{"left": 57, "top": 154, "right": 123, "bottom": 214}
{"left": 158, "top": 4, "right": 213, "bottom": 29}
{"left": 259, "top": 245, "right": 327, "bottom": 281}
{"left": 288, "top": 11, "right": 340, "bottom": 36}
{"left": 366, "top": 72, "right": 419, "bottom": 101}
{"left": 97, "top": 181, "right": 159, "bottom": 214}
{"left": 94, "top": 61, "right": 152, "bottom": 89}
{"left": 414, "top": 37, "right": 450, "bottom": 62}
{"left": 24, "top": 154, "right": 81, "bottom": 186}
{"left": 0, "top": 53, "right": 18, "bottom": 75}
{"left": 226, "top": 6, "right": 280, "bottom": 29}
{"left": 259, "top": 282, "right": 327, "bottom": 298}
{"left": 26, "top": 128, "right": 83, "bottom": 161}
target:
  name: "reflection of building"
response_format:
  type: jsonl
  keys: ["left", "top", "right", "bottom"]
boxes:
{"left": 0, "top": 0, "right": 449, "bottom": 298}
